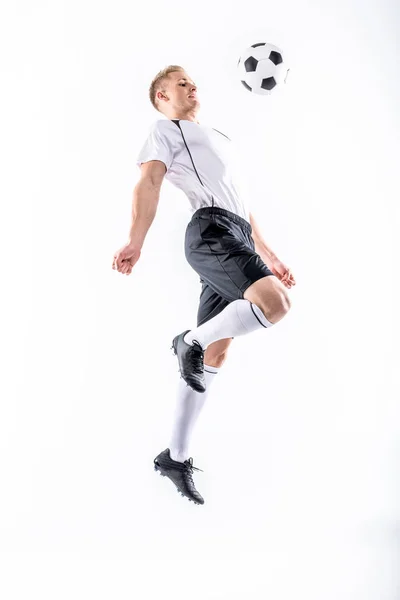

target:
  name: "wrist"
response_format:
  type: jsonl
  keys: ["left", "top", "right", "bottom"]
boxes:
{"left": 128, "top": 231, "right": 144, "bottom": 248}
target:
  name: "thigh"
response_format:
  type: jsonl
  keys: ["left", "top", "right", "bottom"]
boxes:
{"left": 197, "top": 279, "right": 231, "bottom": 327}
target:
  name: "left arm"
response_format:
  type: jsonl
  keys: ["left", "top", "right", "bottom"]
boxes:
{"left": 249, "top": 211, "right": 296, "bottom": 288}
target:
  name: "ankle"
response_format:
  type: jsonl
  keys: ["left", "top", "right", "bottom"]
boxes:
{"left": 169, "top": 450, "right": 187, "bottom": 463}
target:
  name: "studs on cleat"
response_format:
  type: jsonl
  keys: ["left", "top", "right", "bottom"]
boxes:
{"left": 157, "top": 465, "right": 201, "bottom": 505}
{"left": 154, "top": 464, "right": 166, "bottom": 477}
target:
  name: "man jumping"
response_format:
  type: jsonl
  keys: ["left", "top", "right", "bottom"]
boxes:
{"left": 112, "top": 65, "right": 296, "bottom": 505}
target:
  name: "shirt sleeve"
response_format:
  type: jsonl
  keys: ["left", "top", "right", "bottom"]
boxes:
{"left": 136, "top": 122, "right": 175, "bottom": 172}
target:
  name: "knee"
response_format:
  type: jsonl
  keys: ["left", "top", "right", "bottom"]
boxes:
{"left": 261, "top": 289, "right": 292, "bottom": 322}
{"left": 281, "top": 290, "right": 292, "bottom": 313}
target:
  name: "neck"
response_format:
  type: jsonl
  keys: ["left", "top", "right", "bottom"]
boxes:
{"left": 168, "top": 112, "right": 199, "bottom": 124}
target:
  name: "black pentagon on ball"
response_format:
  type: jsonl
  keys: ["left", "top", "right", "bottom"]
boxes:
{"left": 241, "top": 80, "right": 252, "bottom": 92}
{"left": 261, "top": 77, "right": 276, "bottom": 90}
{"left": 244, "top": 56, "right": 258, "bottom": 72}
{"left": 269, "top": 51, "right": 282, "bottom": 65}
{"left": 251, "top": 42, "right": 266, "bottom": 48}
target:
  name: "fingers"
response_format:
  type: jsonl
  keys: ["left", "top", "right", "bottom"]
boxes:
{"left": 112, "top": 253, "right": 122, "bottom": 270}
{"left": 113, "top": 248, "right": 129, "bottom": 271}
{"left": 281, "top": 271, "right": 296, "bottom": 288}
{"left": 116, "top": 259, "right": 130, "bottom": 275}
{"left": 121, "top": 261, "right": 131, "bottom": 274}
{"left": 114, "top": 253, "right": 121, "bottom": 270}
{"left": 112, "top": 253, "right": 132, "bottom": 275}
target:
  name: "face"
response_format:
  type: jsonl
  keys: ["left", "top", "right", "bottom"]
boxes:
{"left": 157, "top": 71, "right": 200, "bottom": 118}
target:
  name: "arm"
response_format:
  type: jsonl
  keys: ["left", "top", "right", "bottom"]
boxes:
{"left": 128, "top": 160, "right": 166, "bottom": 247}
{"left": 128, "top": 179, "right": 160, "bottom": 247}
{"left": 113, "top": 160, "right": 166, "bottom": 275}
{"left": 249, "top": 211, "right": 277, "bottom": 265}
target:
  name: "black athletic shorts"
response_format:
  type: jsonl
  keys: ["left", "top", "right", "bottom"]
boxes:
{"left": 184, "top": 206, "right": 274, "bottom": 327}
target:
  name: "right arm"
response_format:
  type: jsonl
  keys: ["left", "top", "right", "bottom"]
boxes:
{"left": 128, "top": 160, "right": 167, "bottom": 247}
{"left": 112, "top": 160, "right": 167, "bottom": 274}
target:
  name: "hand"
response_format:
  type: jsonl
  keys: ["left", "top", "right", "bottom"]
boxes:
{"left": 268, "top": 257, "right": 296, "bottom": 289}
{"left": 112, "top": 242, "right": 141, "bottom": 276}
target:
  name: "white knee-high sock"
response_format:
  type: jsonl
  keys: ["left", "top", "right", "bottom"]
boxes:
{"left": 169, "top": 363, "right": 219, "bottom": 463}
{"left": 184, "top": 298, "right": 273, "bottom": 351}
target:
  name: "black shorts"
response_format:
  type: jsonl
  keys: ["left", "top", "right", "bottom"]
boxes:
{"left": 184, "top": 207, "right": 274, "bottom": 327}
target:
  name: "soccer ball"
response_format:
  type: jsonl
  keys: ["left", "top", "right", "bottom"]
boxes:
{"left": 237, "top": 42, "right": 290, "bottom": 95}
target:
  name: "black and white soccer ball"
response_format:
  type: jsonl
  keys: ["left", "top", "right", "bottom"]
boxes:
{"left": 237, "top": 42, "right": 290, "bottom": 95}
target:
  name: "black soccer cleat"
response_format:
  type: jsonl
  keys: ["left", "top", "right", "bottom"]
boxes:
{"left": 153, "top": 448, "right": 205, "bottom": 505}
{"left": 171, "top": 330, "right": 206, "bottom": 393}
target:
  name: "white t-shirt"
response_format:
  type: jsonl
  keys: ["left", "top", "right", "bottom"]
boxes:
{"left": 136, "top": 118, "right": 251, "bottom": 223}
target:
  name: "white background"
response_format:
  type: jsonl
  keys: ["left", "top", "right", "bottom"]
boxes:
{"left": 1, "top": 0, "right": 399, "bottom": 598}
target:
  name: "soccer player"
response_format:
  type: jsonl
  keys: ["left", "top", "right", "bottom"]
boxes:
{"left": 112, "top": 66, "right": 296, "bottom": 505}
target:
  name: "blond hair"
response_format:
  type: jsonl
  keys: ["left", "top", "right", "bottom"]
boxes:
{"left": 149, "top": 65, "right": 185, "bottom": 113}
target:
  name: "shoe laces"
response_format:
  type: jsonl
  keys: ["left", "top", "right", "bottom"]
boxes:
{"left": 189, "top": 340, "right": 204, "bottom": 375}
{"left": 183, "top": 457, "right": 204, "bottom": 484}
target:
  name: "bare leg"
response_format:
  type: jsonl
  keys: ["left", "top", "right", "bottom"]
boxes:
{"left": 243, "top": 275, "right": 291, "bottom": 323}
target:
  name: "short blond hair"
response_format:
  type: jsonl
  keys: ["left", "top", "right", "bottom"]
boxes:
{"left": 149, "top": 65, "right": 185, "bottom": 113}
